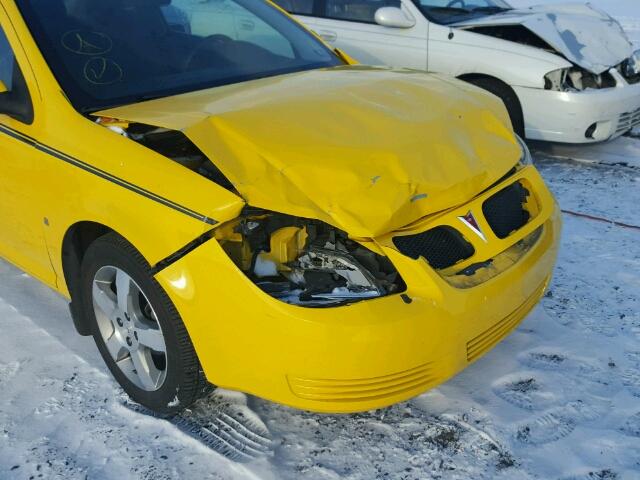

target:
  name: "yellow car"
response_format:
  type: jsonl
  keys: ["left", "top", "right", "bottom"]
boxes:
{"left": 0, "top": 0, "right": 560, "bottom": 414}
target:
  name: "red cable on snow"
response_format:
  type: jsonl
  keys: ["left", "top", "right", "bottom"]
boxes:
{"left": 561, "top": 209, "right": 640, "bottom": 231}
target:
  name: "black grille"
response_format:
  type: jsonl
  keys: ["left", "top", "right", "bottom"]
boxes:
{"left": 393, "top": 226, "right": 474, "bottom": 270}
{"left": 483, "top": 181, "right": 530, "bottom": 239}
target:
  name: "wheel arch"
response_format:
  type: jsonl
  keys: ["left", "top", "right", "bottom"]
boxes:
{"left": 457, "top": 73, "right": 525, "bottom": 137}
{"left": 60, "top": 219, "right": 197, "bottom": 336}
{"left": 458, "top": 72, "right": 504, "bottom": 83}
{"left": 61, "top": 221, "right": 119, "bottom": 335}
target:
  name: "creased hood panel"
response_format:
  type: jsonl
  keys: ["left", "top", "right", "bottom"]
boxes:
{"left": 99, "top": 66, "right": 520, "bottom": 237}
{"left": 455, "top": 3, "right": 633, "bottom": 74}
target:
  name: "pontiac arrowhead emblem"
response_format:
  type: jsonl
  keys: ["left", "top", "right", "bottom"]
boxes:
{"left": 458, "top": 210, "right": 487, "bottom": 242}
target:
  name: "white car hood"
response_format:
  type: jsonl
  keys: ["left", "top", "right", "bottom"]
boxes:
{"left": 454, "top": 3, "right": 634, "bottom": 74}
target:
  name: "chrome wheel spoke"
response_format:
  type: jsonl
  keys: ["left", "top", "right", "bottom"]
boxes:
{"left": 130, "top": 349, "right": 159, "bottom": 391}
{"left": 137, "top": 327, "right": 165, "bottom": 353}
{"left": 116, "top": 355, "right": 136, "bottom": 381}
{"left": 104, "top": 331, "right": 124, "bottom": 360}
{"left": 115, "top": 269, "right": 131, "bottom": 313}
{"left": 129, "top": 292, "right": 152, "bottom": 329}
{"left": 92, "top": 280, "right": 117, "bottom": 319}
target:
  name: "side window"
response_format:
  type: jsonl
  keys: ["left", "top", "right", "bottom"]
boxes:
{"left": 324, "top": 0, "right": 401, "bottom": 23}
{"left": 271, "top": 0, "right": 315, "bottom": 15}
{"left": 0, "top": 25, "right": 32, "bottom": 124}
{"left": 0, "top": 27, "right": 16, "bottom": 91}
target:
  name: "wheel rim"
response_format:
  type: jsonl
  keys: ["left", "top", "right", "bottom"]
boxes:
{"left": 92, "top": 266, "right": 167, "bottom": 392}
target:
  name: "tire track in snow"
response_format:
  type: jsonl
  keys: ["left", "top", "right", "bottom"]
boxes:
{"left": 121, "top": 391, "right": 273, "bottom": 462}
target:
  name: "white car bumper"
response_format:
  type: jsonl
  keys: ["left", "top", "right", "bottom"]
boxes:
{"left": 514, "top": 80, "right": 640, "bottom": 144}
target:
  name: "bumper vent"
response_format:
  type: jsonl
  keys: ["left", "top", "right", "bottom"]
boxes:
{"left": 483, "top": 181, "right": 530, "bottom": 239}
{"left": 616, "top": 107, "right": 640, "bottom": 136}
{"left": 467, "top": 281, "right": 547, "bottom": 362}
{"left": 288, "top": 363, "right": 437, "bottom": 402}
{"left": 393, "top": 226, "right": 474, "bottom": 269}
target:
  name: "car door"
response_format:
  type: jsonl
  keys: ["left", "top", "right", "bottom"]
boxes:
{"left": 419, "top": 0, "right": 504, "bottom": 76}
{"left": 0, "top": 17, "right": 56, "bottom": 287}
{"left": 276, "top": 0, "right": 428, "bottom": 70}
{"left": 424, "top": 5, "right": 469, "bottom": 76}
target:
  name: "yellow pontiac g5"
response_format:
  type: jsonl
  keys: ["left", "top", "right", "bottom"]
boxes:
{"left": 0, "top": 0, "right": 560, "bottom": 414}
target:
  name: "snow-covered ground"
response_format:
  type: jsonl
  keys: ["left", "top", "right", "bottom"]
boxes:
{"left": 2, "top": 2, "right": 640, "bottom": 479}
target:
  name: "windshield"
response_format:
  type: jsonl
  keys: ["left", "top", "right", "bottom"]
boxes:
{"left": 412, "top": 0, "right": 512, "bottom": 25}
{"left": 16, "top": 0, "right": 342, "bottom": 112}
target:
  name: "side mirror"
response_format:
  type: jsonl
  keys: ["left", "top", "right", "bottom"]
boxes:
{"left": 374, "top": 7, "right": 416, "bottom": 29}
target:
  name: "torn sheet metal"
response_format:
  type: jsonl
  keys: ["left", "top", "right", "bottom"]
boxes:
{"left": 455, "top": 3, "right": 634, "bottom": 74}
{"left": 97, "top": 66, "right": 520, "bottom": 238}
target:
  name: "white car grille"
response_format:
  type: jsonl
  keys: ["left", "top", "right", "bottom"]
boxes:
{"left": 616, "top": 107, "right": 640, "bottom": 135}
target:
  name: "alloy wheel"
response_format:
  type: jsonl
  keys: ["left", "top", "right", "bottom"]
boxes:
{"left": 92, "top": 266, "right": 168, "bottom": 391}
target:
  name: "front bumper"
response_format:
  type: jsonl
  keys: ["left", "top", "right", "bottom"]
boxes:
{"left": 514, "top": 78, "right": 640, "bottom": 143}
{"left": 156, "top": 166, "right": 561, "bottom": 413}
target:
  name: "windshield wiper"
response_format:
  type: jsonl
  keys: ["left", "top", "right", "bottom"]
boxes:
{"left": 470, "top": 6, "right": 512, "bottom": 14}
{"left": 425, "top": 6, "right": 471, "bottom": 14}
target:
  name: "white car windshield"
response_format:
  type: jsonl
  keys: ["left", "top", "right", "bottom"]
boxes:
{"left": 16, "top": 0, "right": 342, "bottom": 112}
{"left": 413, "top": 0, "right": 512, "bottom": 25}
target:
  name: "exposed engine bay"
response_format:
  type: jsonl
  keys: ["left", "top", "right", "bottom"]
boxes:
{"left": 543, "top": 67, "right": 617, "bottom": 92}
{"left": 95, "top": 118, "right": 237, "bottom": 191}
{"left": 465, "top": 25, "right": 631, "bottom": 92}
{"left": 94, "top": 118, "right": 407, "bottom": 307}
{"left": 214, "top": 209, "right": 406, "bottom": 307}
{"left": 454, "top": 4, "right": 634, "bottom": 76}
{"left": 466, "top": 25, "right": 555, "bottom": 53}
{"left": 458, "top": 4, "right": 640, "bottom": 92}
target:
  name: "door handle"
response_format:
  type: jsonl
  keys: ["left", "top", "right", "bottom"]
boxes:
{"left": 318, "top": 30, "right": 337, "bottom": 43}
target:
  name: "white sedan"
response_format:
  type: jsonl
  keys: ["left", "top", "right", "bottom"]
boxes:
{"left": 274, "top": 0, "right": 640, "bottom": 143}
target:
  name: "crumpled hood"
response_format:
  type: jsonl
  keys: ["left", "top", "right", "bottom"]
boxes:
{"left": 98, "top": 66, "right": 520, "bottom": 237}
{"left": 455, "top": 3, "right": 634, "bottom": 74}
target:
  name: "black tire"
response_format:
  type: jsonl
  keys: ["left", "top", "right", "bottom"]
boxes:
{"left": 79, "top": 232, "right": 210, "bottom": 415}
{"left": 467, "top": 77, "right": 525, "bottom": 138}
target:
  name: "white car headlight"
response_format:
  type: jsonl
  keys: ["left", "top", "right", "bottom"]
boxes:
{"left": 516, "top": 135, "right": 533, "bottom": 166}
{"left": 624, "top": 50, "right": 640, "bottom": 77}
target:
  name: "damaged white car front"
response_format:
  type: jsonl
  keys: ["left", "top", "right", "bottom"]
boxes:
{"left": 453, "top": 3, "right": 640, "bottom": 143}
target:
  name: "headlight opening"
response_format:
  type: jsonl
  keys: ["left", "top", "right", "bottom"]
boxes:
{"left": 216, "top": 209, "right": 406, "bottom": 307}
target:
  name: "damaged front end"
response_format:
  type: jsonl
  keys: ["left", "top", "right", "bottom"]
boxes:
{"left": 458, "top": 4, "right": 640, "bottom": 93}
{"left": 213, "top": 209, "right": 405, "bottom": 307}
{"left": 456, "top": 4, "right": 634, "bottom": 76}
{"left": 543, "top": 67, "right": 617, "bottom": 92}
{"left": 543, "top": 51, "right": 640, "bottom": 93}
{"left": 95, "top": 118, "right": 237, "bottom": 192}
{"left": 464, "top": 25, "right": 628, "bottom": 91}
{"left": 90, "top": 67, "right": 530, "bottom": 305}
{"left": 106, "top": 119, "right": 409, "bottom": 306}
